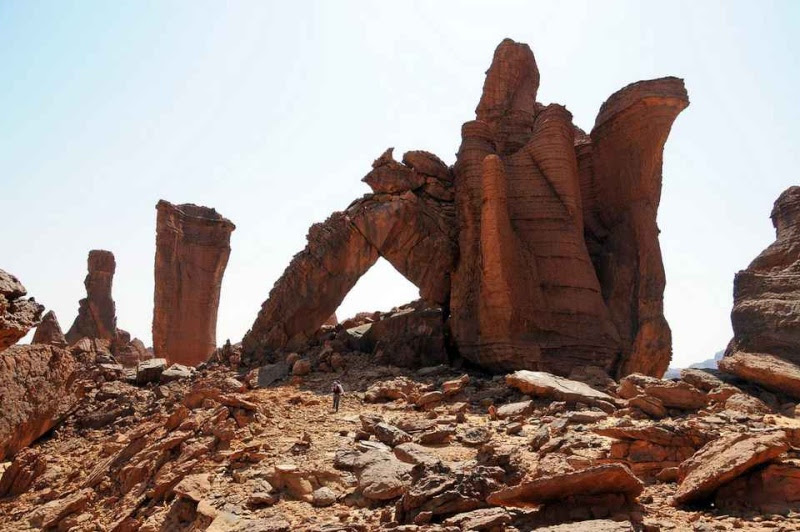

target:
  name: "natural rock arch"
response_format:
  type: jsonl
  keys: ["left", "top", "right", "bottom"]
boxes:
{"left": 242, "top": 39, "right": 688, "bottom": 378}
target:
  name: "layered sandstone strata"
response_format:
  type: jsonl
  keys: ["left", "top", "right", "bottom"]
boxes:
{"left": 0, "top": 269, "right": 44, "bottom": 352}
{"left": 720, "top": 187, "right": 800, "bottom": 397}
{"left": 153, "top": 200, "right": 235, "bottom": 366}
{"left": 243, "top": 39, "right": 688, "bottom": 377}
{"left": 65, "top": 250, "right": 118, "bottom": 343}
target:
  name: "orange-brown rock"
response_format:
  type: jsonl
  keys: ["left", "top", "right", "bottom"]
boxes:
{"left": 153, "top": 200, "right": 235, "bottom": 366}
{"left": 728, "top": 187, "right": 800, "bottom": 360}
{"left": 242, "top": 39, "right": 687, "bottom": 377}
{"left": 673, "top": 431, "right": 789, "bottom": 505}
{"left": 487, "top": 463, "right": 643, "bottom": 506}
{"left": 0, "top": 269, "right": 44, "bottom": 352}
{"left": 31, "top": 310, "right": 67, "bottom": 347}
{"left": 0, "top": 344, "right": 77, "bottom": 460}
{"left": 65, "top": 250, "right": 118, "bottom": 343}
{"left": 720, "top": 187, "right": 800, "bottom": 394}
{"left": 719, "top": 350, "right": 800, "bottom": 399}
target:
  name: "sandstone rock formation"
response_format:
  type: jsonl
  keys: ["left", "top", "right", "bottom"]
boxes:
{"left": 242, "top": 39, "right": 687, "bottom": 377}
{"left": 63, "top": 250, "right": 148, "bottom": 366}
{"left": 0, "top": 344, "right": 77, "bottom": 460}
{"left": 31, "top": 310, "right": 67, "bottom": 347}
{"left": 65, "top": 250, "right": 118, "bottom": 343}
{"left": 153, "top": 200, "right": 235, "bottom": 366}
{"left": 0, "top": 269, "right": 44, "bottom": 352}
{"left": 721, "top": 186, "right": 800, "bottom": 398}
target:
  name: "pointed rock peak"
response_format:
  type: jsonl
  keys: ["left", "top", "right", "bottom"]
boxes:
{"left": 476, "top": 38, "right": 539, "bottom": 125}
{"left": 32, "top": 310, "right": 67, "bottom": 347}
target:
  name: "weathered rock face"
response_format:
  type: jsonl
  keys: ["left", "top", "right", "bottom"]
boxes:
{"left": 243, "top": 39, "right": 687, "bottom": 377}
{"left": 0, "top": 344, "right": 77, "bottom": 460}
{"left": 727, "top": 187, "right": 800, "bottom": 362}
{"left": 65, "top": 250, "right": 118, "bottom": 344}
{"left": 153, "top": 200, "right": 235, "bottom": 366}
{"left": 31, "top": 311, "right": 67, "bottom": 347}
{"left": 0, "top": 269, "right": 44, "bottom": 352}
{"left": 721, "top": 187, "right": 800, "bottom": 395}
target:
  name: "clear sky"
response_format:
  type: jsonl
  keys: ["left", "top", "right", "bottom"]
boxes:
{"left": 2, "top": 1, "right": 799, "bottom": 368}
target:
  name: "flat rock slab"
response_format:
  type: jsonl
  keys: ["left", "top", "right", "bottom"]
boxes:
{"left": 506, "top": 370, "right": 615, "bottom": 405}
{"left": 487, "top": 463, "right": 643, "bottom": 506}
{"left": 719, "top": 351, "right": 800, "bottom": 399}
{"left": 674, "top": 430, "right": 789, "bottom": 505}
{"left": 534, "top": 520, "right": 634, "bottom": 531}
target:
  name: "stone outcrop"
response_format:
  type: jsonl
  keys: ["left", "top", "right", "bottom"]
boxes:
{"left": 153, "top": 200, "right": 235, "bottom": 366}
{"left": 0, "top": 344, "right": 77, "bottom": 460}
{"left": 0, "top": 269, "right": 44, "bottom": 352}
{"left": 242, "top": 39, "right": 687, "bottom": 378}
{"left": 65, "top": 250, "right": 117, "bottom": 343}
{"left": 63, "top": 250, "right": 146, "bottom": 366}
{"left": 719, "top": 351, "right": 800, "bottom": 399}
{"left": 31, "top": 310, "right": 67, "bottom": 347}
{"left": 728, "top": 187, "right": 800, "bottom": 360}
{"left": 721, "top": 186, "right": 800, "bottom": 396}
{"left": 673, "top": 431, "right": 789, "bottom": 505}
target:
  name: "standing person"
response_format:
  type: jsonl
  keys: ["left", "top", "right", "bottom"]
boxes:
{"left": 332, "top": 380, "right": 344, "bottom": 412}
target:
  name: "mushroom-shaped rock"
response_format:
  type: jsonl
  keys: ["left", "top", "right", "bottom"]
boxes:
{"left": 0, "top": 269, "right": 44, "bottom": 352}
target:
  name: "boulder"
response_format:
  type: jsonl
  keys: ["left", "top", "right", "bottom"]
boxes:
{"left": 487, "top": 463, "right": 643, "bottom": 506}
{"left": 256, "top": 361, "right": 290, "bottom": 387}
{"left": 673, "top": 431, "right": 789, "bottom": 505}
{"left": 136, "top": 358, "right": 167, "bottom": 385}
{"left": 354, "top": 450, "right": 412, "bottom": 500}
{"left": 361, "top": 303, "right": 448, "bottom": 368}
{"left": 0, "top": 269, "right": 44, "bottom": 352}
{"left": 442, "top": 508, "right": 511, "bottom": 530}
{"left": 31, "top": 310, "right": 67, "bottom": 347}
{"left": 0, "top": 344, "right": 77, "bottom": 460}
{"left": 714, "top": 458, "right": 800, "bottom": 513}
{"left": 719, "top": 351, "right": 800, "bottom": 399}
{"left": 374, "top": 422, "right": 412, "bottom": 447}
{"left": 506, "top": 370, "right": 615, "bottom": 406}
{"left": 161, "top": 364, "right": 194, "bottom": 383}
{"left": 618, "top": 374, "right": 707, "bottom": 410}
{"left": 153, "top": 201, "right": 235, "bottom": 366}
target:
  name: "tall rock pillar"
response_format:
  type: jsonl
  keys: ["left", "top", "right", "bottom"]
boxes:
{"left": 153, "top": 200, "right": 235, "bottom": 366}
{"left": 65, "top": 250, "right": 117, "bottom": 344}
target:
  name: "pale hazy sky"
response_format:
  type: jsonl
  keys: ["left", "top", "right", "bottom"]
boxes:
{"left": 2, "top": 1, "right": 799, "bottom": 368}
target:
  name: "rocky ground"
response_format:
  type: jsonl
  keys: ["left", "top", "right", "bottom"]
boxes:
{"left": 1, "top": 347, "right": 799, "bottom": 532}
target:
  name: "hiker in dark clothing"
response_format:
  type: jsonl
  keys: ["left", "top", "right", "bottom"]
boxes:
{"left": 332, "top": 380, "right": 344, "bottom": 412}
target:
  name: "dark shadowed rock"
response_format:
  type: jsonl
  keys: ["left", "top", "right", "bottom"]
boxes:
{"left": 0, "top": 269, "right": 44, "bottom": 352}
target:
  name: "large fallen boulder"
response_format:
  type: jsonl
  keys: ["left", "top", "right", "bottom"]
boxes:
{"left": 506, "top": 370, "right": 616, "bottom": 408}
{"left": 0, "top": 344, "right": 77, "bottom": 460}
{"left": 0, "top": 269, "right": 44, "bottom": 352}
{"left": 673, "top": 431, "right": 789, "bottom": 505}
{"left": 487, "top": 463, "right": 643, "bottom": 506}
{"left": 718, "top": 350, "right": 800, "bottom": 399}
